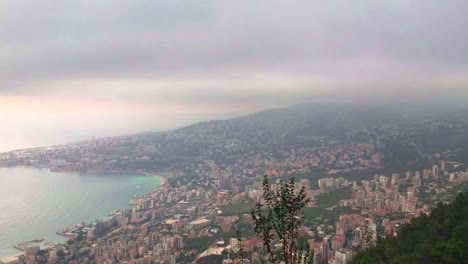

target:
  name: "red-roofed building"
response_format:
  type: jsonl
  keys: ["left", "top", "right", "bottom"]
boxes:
{"left": 331, "top": 235, "right": 346, "bottom": 250}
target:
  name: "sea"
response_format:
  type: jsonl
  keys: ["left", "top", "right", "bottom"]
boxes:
{"left": 0, "top": 167, "right": 160, "bottom": 257}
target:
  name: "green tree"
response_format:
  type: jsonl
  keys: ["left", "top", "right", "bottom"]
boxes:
{"left": 76, "top": 227, "right": 85, "bottom": 241}
{"left": 249, "top": 175, "right": 314, "bottom": 263}
{"left": 354, "top": 190, "right": 468, "bottom": 264}
{"left": 357, "top": 218, "right": 375, "bottom": 264}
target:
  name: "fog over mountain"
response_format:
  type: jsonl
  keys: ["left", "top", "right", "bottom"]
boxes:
{"left": 1, "top": 1, "right": 467, "bottom": 151}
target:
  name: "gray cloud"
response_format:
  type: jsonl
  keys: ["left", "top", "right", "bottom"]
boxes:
{"left": 2, "top": 1, "right": 467, "bottom": 86}
{"left": 1, "top": 0, "right": 468, "bottom": 151}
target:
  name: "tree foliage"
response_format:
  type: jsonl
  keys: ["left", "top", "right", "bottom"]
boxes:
{"left": 249, "top": 175, "right": 313, "bottom": 263}
{"left": 353, "top": 190, "right": 468, "bottom": 264}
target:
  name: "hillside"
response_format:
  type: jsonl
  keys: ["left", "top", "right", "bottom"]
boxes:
{"left": 1, "top": 103, "right": 468, "bottom": 176}
{"left": 353, "top": 190, "right": 468, "bottom": 264}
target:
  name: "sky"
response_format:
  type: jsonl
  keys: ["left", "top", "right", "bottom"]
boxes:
{"left": 1, "top": 0, "right": 468, "bottom": 151}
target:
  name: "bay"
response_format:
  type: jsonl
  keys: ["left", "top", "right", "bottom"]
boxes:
{"left": 0, "top": 167, "right": 160, "bottom": 257}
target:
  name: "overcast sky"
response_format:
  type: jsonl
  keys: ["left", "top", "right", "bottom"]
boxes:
{"left": 1, "top": 0, "right": 467, "bottom": 151}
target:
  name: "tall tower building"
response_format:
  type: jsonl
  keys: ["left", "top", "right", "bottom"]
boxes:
{"left": 322, "top": 237, "right": 329, "bottom": 263}
{"left": 432, "top": 165, "right": 439, "bottom": 178}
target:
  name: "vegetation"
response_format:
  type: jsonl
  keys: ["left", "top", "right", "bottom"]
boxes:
{"left": 302, "top": 188, "right": 355, "bottom": 227}
{"left": 183, "top": 236, "right": 217, "bottom": 252}
{"left": 316, "top": 188, "right": 352, "bottom": 207}
{"left": 197, "top": 250, "right": 228, "bottom": 264}
{"left": 220, "top": 203, "right": 254, "bottom": 215}
{"left": 247, "top": 175, "right": 314, "bottom": 263}
{"left": 353, "top": 190, "right": 468, "bottom": 264}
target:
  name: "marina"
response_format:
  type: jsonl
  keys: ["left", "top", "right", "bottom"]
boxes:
{"left": 14, "top": 239, "right": 44, "bottom": 251}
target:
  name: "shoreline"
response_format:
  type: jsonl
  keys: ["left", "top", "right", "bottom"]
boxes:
{"left": 0, "top": 168, "right": 167, "bottom": 260}
{"left": 0, "top": 253, "right": 22, "bottom": 264}
{"left": 141, "top": 171, "right": 170, "bottom": 186}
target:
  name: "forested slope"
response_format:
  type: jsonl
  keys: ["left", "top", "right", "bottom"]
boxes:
{"left": 354, "top": 191, "right": 468, "bottom": 264}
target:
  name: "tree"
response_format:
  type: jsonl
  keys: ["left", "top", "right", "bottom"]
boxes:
{"left": 249, "top": 175, "right": 314, "bottom": 263}
{"left": 361, "top": 218, "right": 374, "bottom": 262}
{"left": 353, "top": 190, "right": 468, "bottom": 263}
{"left": 76, "top": 227, "right": 85, "bottom": 241}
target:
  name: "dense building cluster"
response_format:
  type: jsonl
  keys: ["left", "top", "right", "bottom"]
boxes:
{"left": 3, "top": 154, "right": 466, "bottom": 264}
{"left": 2, "top": 108, "right": 468, "bottom": 263}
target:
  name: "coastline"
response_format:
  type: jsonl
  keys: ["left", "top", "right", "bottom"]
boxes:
{"left": 141, "top": 171, "right": 170, "bottom": 186}
{"left": 0, "top": 168, "right": 163, "bottom": 259}
{"left": 0, "top": 253, "right": 22, "bottom": 264}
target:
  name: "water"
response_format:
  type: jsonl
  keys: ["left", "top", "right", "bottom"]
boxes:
{"left": 0, "top": 167, "right": 160, "bottom": 257}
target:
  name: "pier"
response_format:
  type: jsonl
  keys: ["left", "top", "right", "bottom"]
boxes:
{"left": 14, "top": 239, "right": 44, "bottom": 251}
{"left": 56, "top": 227, "right": 75, "bottom": 237}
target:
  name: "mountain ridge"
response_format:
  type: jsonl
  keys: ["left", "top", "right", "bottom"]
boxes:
{"left": 1, "top": 103, "right": 468, "bottom": 176}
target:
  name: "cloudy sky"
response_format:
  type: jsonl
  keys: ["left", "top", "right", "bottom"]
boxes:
{"left": 1, "top": 0, "right": 467, "bottom": 151}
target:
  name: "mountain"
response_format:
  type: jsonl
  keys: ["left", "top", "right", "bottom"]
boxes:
{"left": 1, "top": 103, "right": 468, "bottom": 176}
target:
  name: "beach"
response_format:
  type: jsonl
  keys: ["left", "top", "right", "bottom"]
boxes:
{"left": 0, "top": 253, "right": 22, "bottom": 264}
{"left": 142, "top": 171, "right": 171, "bottom": 186}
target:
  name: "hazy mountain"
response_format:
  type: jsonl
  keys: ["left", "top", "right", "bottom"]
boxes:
{"left": 2, "top": 103, "right": 468, "bottom": 173}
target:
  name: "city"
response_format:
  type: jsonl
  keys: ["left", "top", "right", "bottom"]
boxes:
{"left": 1, "top": 106, "right": 468, "bottom": 263}
{"left": 1, "top": 1, "right": 468, "bottom": 263}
